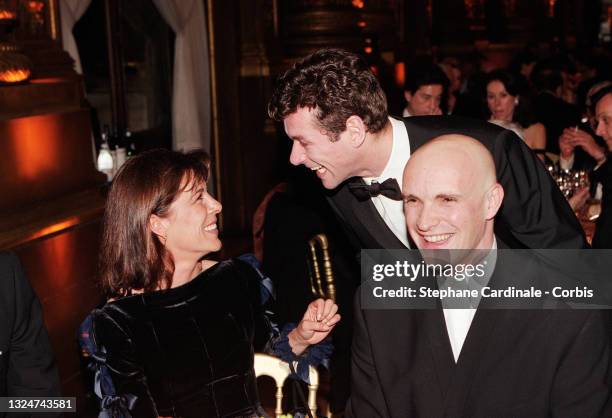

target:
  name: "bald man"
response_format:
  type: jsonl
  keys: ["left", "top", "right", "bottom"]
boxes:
{"left": 345, "top": 136, "right": 612, "bottom": 418}
{"left": 402, "top": 135, "right": 503, "bottom": 253}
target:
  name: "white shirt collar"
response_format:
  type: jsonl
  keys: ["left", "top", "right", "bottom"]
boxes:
{"left": 363, "top": 117, "right": 411, "bottom": 187}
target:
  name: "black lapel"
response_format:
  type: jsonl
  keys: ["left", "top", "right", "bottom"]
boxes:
{"left": 329, "top": 178, "right": 406, "bottom": 249}
{"left": 421, "top": 306, "right": 456, "bottom": 402}
{"left": 439, "top": 239, "right": 513, "bottom": 416}
{"left": 402, "top": 117, "right": 432, "bottom": 153}
{"left": 442, "top": 306, "right": 503, "bottom": 416}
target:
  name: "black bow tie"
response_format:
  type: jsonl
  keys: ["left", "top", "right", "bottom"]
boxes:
{"left": 348, "top": 178, "right": 403, "bottom": 201}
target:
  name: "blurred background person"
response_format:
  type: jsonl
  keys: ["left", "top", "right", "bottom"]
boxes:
{"left": 0, "top": 252, "right": 60, "bottom": 401}
{"left": 485, "top": 70, "right": 546, "bottom": 158}
{"left": 532, "top": 60, "right": 582, "bottom": 155}
{"left": 438, "top": 57, "right": 463, "bottom": 115}
{"left": 402, "top": 59, "right": 449, "bottom": 117}
{"left": 589, "top": 85, "right": 612, "bottom": 249}
{"left": 558, "top": 81, "right": 611, "bottom": 172}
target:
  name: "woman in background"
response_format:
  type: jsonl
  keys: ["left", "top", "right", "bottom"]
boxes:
{"left": 86, "top": 149, "right": 339, "bottom": 417}
{"left": 486, "top": 70, "right": 547, "bottom": 159}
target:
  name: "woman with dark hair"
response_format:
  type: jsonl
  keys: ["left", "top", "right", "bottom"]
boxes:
{"left": 486, "top": 70, "right": 547, "bottom": 158}
{"left": 83, "top": 149, "right": 339, "bottom": 417}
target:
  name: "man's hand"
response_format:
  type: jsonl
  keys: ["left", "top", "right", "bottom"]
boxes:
{"left": 288, "top": 298, "right": 340, "bottom": 355}
{"left": 559, "top": 129, "right": 577, "bottom": 159}
{"left": 561, "top": 128, "right": 606, "bottom": 162}
{"left": 568, "top": 187, "right": 590, "bottom": 211}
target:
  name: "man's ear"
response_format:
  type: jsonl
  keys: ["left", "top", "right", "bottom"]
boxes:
{"left": 149, "top": 214, "right": 169, "bottom": 241}
{"left": 345, "top": 115, "right": 367, "bottom": 148}
{"left": 485, "top": 183, "right": 504, "bottom": 220}
{"left": 404, "top": 90, "right": 413, "bottom": 103}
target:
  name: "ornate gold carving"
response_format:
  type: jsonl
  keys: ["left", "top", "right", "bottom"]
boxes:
{"left": 307, "top": 233, "right": 336, "bottom": 302}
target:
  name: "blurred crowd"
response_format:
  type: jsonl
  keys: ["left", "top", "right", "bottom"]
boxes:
{"left": 393, "top": 41, "right": 612, "bottom": 247}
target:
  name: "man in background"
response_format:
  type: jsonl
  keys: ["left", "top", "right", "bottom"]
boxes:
{"left": 0, "top": 252, "right": 60, "bottom": 402}
{"left": 402, "top": 60, "right": 449, "bottom": 117}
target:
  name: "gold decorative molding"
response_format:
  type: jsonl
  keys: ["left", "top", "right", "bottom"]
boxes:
{"left": 48, "top": 0, "right": 59, "bottom": 41}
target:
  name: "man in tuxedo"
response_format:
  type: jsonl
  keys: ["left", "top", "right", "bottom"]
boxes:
{"left": 0, "top": 252, "right": 60, "bottom": 402}
{"left": 268, "top": 48, "right": 585, "bottom": 250}
{"left": 345, "top": 135, "right": 611, "bottom": 417}
{"left": 591, "top": 85, "right": 612, "bottom": 248}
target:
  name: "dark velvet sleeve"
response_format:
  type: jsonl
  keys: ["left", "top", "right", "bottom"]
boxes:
{"left": 0, "top": 252, "right": 61, "bottom": 397}
{"left": 232, "top": 259, "right": 277, "bottom": 353}
{"left": 491, "top": 128, "right": 587, "bottom": 249}
{"left": 92, "top": 307, "right": 158, "bottom": 417}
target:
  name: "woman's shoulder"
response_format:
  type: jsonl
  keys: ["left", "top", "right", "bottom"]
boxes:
{"left": 525, "top": 122, "right": 545, "bottom": 134}
{"left": 205, "top": 256, "right": 268, "bottom": 301}
{"left": 203, "top": 257, "right": 261, "bottom": 281}
{"left": 91, "top": 295, "right": 145, "bottom": 332}
{"left": 92, "top": 257, "right": 261, "bottom": 313}
{"left": 523, "top": 122, "right": 546, "bottom": 149}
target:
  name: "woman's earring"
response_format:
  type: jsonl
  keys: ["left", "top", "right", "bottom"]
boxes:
{"left": 514, "top": 98, "right": 519, "bottom": 106}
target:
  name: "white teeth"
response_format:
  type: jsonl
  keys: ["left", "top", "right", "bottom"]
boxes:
{"left": 204, "top": 224, "right": 217, "bottom": 232}
{"left": 311, "top": 165, "right": 322, "bottom": 171}
{"left": 423, "top": 234, "right": 452, "bottom": 243}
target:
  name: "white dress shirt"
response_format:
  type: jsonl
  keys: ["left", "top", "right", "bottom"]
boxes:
{"left": 362, "top": 117, "right": 411, "bottom": 247}
{"left": 442, "top": 239, "right": 497, "bottom": 362}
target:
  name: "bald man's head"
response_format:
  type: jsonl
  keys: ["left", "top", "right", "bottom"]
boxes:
{"left": 402, "top": 134, "right": 504, "bottom": 250}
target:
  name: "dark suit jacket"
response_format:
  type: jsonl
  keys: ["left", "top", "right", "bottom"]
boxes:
{"left": 592, "top": 159, "right": 612, "bottom": 249}
{"left": 346, "top": 244, "right": 612, "bottom": 417}
{"left": 327, "top": 116, "right": 587, "bottom": 250}
{"left": 0, "top": 252, "right": 60, "bottom": 400}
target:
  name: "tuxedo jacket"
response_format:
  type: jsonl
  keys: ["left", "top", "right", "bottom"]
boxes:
{"left": 345, "top": 243, "right": 612, "bottom": 417}
{"left": 326, "top": 116, "right": 587, "bottom": 250}
{"left": 0, "top": 252, "right": 60, "bottom": 400}
{"left": 592, "top": 159, "right": 612, "bottom": 249}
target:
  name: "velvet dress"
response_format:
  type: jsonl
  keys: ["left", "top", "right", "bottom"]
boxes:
{"left": 90, "top": 258, "right": 277, "bottom": 418}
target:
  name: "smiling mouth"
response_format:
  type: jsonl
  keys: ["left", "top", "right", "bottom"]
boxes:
{"left": 422, "top": 233, "right": 453, "bottom": 243}
{"left": 204, "top": 223, "right": 217, "bottom": 232}
{"left": 310, "top": 165, "right": 327, "bottom": 175}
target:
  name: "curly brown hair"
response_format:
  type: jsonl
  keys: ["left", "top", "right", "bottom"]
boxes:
{"left": 99, "top": 149, "right": 210, "bottom": 298}
{"left": 268, "top": 49, "right": 388, "bottom": 141}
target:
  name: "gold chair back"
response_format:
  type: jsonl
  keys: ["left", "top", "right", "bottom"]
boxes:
{"left": 307, "top": 233, "right": 336, "bottom": 302}
{"left": 253, "top": 353, "right": 319, "bottom": 418}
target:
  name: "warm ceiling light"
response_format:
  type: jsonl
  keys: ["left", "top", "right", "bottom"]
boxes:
{"left": 352, "top": 0, "right": 364, "bottom": 9}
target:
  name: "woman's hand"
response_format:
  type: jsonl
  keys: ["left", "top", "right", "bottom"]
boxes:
{"left": 288, "top": 298, "right": 340, "bottom": 355}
